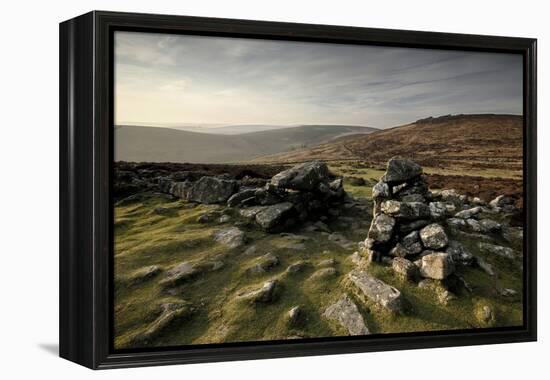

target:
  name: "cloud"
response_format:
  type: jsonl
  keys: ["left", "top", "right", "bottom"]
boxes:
{"left": 114, "top": 31, "right": 523, "bottom": 128}
{"left": 159, "top": 78, "right": 191, "bottom": 92}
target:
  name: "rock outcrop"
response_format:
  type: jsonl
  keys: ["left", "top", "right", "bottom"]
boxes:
{"left": 169, "top": 176, "right": 238, "bottom": 204}
{"left": 213, "top": 227, "right": 246, "bottom": 248}
{"left": 254, "top": 202, "right": 295, "bottom": 230}
{"left": 287, "top": 306, "right": 302, "bottom": 326}
{"left": 237, "top": 280, "right": 279, "bottom": 303}
{"left": 270, "top": 161, "right": 330, "bottom": 191}
{"left": 229, "top": 161, "right": 348, "bottom": 231}
{"left": 125, "top": 265, "right": 162, "bottom": 286}
{"left": 128, "top": 302, "right": 194, "bottom": 346}
{"left": 323, "top": 295, "right": 370, "bottom": 335}
{"left": 347, "top": 270, "right": 404, "bottom": 313}
{"left": 478, "top": 242, "right": 516, "bottom": 260}
{"left": 160, "top": 260, "right": 224, "bottom": 288}
{"left": 246, "top": 253, "right": 280, "bottom": 274}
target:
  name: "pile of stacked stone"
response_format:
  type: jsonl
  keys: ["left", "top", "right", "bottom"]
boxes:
{"left": 364, "top": 158, "right": 455, "bottom": 282}
{"left": 167, "top": 161, "right": 347, "bottom": 232}
{"left": 226, "top": 161, "right": 347, "bottom": 231}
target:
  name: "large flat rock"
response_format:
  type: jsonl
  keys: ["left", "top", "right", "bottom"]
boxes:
{"left": 255, "top": 202, "right": 294, "bottom": 230}
{"left": 382, "top": 158, "right": 423, "bottom": 184}
{"left": 213, "top": 227, "right": 246, "bottom": 248}
{"left": 187, "top": 176, "right": 238, "bottom": 204}
{"left": 347, "top": 270, "right": 404, "bottom": 313}
{"left": 270, "top": 161, "right": 330, "bottom": 191}
{"left": 323, "top": 295, "right": 370, "bottom": 336}
{"left": 478, "top": 242, "right": 516, "bottom": 260}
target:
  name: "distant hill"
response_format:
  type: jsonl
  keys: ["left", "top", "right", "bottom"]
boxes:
{"left": 254, "top": 114, "right": 523, "bottom": 174}
{"left": 165, "top": 124, "right": 290, "bottom": 135}
{"left": 114, "top": 124, "right": 377, "bottom": 163}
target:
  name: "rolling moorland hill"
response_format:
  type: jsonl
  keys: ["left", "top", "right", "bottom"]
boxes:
{"left": 115, "top": 124, "right": 377, "bottom": 164}
{"left": 253, "top": 114, "right": 524, "bottom": 208}
{"left": 255, "top": 114, "right": 523, "bottom": 176}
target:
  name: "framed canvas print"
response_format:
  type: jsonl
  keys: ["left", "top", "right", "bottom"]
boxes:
{"left": 59, "top": 11, "right": 537, "bottom": 369}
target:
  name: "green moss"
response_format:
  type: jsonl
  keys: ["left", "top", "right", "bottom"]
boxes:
{"left": 114, "top": 193, "right": 363, "bottom": 348}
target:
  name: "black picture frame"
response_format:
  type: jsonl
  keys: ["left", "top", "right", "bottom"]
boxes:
{"left": 59, "top": 10, "right": 537, "bottom": 369}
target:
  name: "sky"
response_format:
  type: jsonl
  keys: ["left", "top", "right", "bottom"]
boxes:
{"left": 114, "top": 31, "right": 523, "bottom": 129}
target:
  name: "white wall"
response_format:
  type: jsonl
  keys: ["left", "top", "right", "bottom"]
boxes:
{"left": 0, "top": 0, "right": 546, "bottom": 378}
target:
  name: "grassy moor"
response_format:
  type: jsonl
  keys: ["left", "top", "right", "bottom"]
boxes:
{"left": 113, "top": 114, "right": 524, "bottom": 349}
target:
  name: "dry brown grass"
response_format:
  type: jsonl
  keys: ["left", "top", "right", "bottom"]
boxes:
{"left": 255, "top": 114, "right": 523, "bottom": 176}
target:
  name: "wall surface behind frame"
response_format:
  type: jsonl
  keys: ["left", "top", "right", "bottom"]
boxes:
{"left": 0, "top": 0, "right": 546, "bottom": 378}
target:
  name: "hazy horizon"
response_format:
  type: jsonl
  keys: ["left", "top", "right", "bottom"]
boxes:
{"left": 114, "top": 113, "right": 521, "bottom": 135}
{"left": 115, "top": 31, "right": 523, "bottom": 129}
{"left": 115, "top": 121, "right": 376, "bottom": 135}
